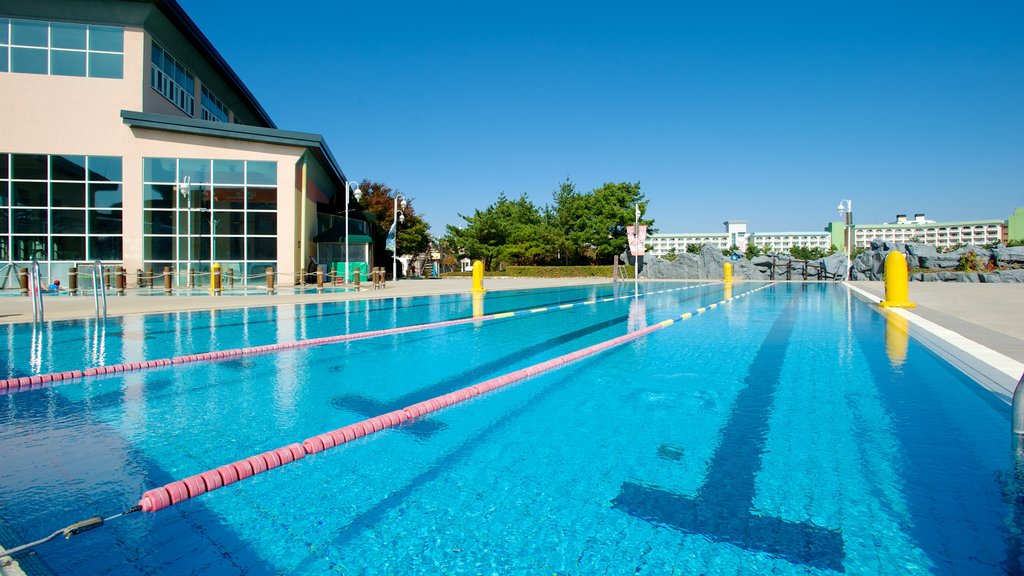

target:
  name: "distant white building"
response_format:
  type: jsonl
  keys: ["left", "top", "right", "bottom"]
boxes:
{"left": 832, "top": 213, "right": 1007, "bottom": 250}
{"left": 649, "top": 209, "right": 1020, "bottom": 257}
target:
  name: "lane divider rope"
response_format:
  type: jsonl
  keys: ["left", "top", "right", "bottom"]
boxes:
{"left": 1, "top": 283, "right": 719, "bottom": 394}
{"left": 137, "top": 282, "right": 775, "bottom": 513}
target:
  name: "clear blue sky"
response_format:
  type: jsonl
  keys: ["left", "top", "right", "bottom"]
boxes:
{"left": 179, "top": 0, "right": 1022, "bottom": 235}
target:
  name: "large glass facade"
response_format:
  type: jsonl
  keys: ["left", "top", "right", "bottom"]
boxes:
{"left": 0, "top": 153, "right": 122, "bottom": 279}
{"left": 1, "top": 18, "right": 123, "bottom": 78}
{"left": 142, "top": 158, "right": 277, "bottom": 285}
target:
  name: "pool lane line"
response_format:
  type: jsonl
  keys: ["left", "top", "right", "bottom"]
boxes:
{"left": 135, "top": 281, "right": 775, "bottom": 513}
{"left": 0, "top": 282, "right": 723, "bottom": 395}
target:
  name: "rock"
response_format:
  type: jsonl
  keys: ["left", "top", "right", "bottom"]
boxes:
{"left": 992, "top": 246, "right": 1024, "bottom": 266}
{"left": 700, "top": 244, "right": 725, "bottom": 279}
{"left": 996, "top": 269, "right": 1024, "bottom": 283}
{"left": 821, "top": 253, "right": 848, "bottom": 279}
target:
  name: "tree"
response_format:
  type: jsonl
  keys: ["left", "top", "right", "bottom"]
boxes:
{"left": 744, "top": 243, "right": 762, "bottom": 259}
{"left": 664, "top": 247, "right": 678, "bottom": 262}
{"left": 685, "top": 243, "right": 702, "bottom": 254}
{"left": 354, "top": 181, "right": 431, "bottom": 273}
{"left": 572, "top": 181, "right": 651, "bottom": 264}
{"left": 444, "top": 193, "right": 555, "bottom": 270}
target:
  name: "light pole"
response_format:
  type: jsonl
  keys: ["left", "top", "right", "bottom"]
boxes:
{"left": 178, "top": 176, "right": 191, "bottom": 287}
{"left": 634, "top": 203, "right": 640, "bottom": 284}
{"left": 836, "top": 199, "right": 853, "bottom": 281}
{"left": 392, "top": 194, "right": 407, "bottom": 283}
{"left": 344, "top": 181, "right": 363, "bottom": 284}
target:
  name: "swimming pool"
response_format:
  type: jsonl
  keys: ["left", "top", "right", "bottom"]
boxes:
{"left": 0, "top": 282, "right": 1015, "bottom": 574}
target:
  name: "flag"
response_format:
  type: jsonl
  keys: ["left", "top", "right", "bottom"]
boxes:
{"left": 385, "top": 219, "right": 396, "bottom": 252}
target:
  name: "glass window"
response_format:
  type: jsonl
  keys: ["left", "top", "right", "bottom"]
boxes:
{"left": 89, "top": 210, "right": 122, "bottom": 234}
{"left": 12, "top": 209, "right": 47, "bottom": 234}
{"left": 144, "top": 158, "right": 177, "bottom": 183}
{"left": 246, "top": 161, "right": 276, "bottom": 185}
{"left": 213, "top": 160, "right": 244, "bottom": 184}
{"left": 213, "top": 186, "right": 245, "bottom": 210}
{"left": 0, "top": 154, "right": 7, "bottom": 179}
{"left": 51, "top": 236, "right": 86, "bottom": 260}
{"left": 51, "top": 22, "right": 87, "bottom": 50}
{"left": 12, "top": 236, "right": 46, "bottom": 260}
{"left": 144, "top": 210, "right": 176, "bottom": 234}
{"left": 151, "top": 43, "right": 162, "bottom": 68}
{"left": 247, "top": 237, "right": 276, "bottom": 260}
{"left": 179, "top": 159, "right": 211, "bottom": 184}
{"left": 11, "top": 20, "right": 47, "bottom": 47}
{"left": 0, "top": 236, "right": 7, "bottom": 261}
{"left": 144, "top": 236, "right": 173, "bottom": 260}
{"left": 51, "top": 182, "right": 86, "bottom": 207}
{"left": 89, "top": 236, "right": 122, "bottom": 260}
{"left": 87, "top": 156, "right": 121, "bottom": 181}
{"left": 51, "top": 155, "right": 86, "bottom": 181}
{"left": 88, "top": 25, "right": 122, "bottom": 52}
{"left": 0, "top": 18, "right": 8, "bottom": 44}
{"left": 144, "top": 184, "right": 176, "bottom": 209}
{"left": 247, "top": 212, "right": 276, "bottom": 235}
{"left": 1, "top": 51, "right": 8, "bottom": 73}
{"left": 51, "top": 50, "right": 86, "bottom": 76}
{"left": 12, "top": 182, "right": 46, "bottom": 206}
{"left": 88, "top": 183, "right": 122, "bottom": 208}
{"left": 88, "top": 52, "right": 122, "bottom": 79}
{"left": 0, "top": 210, "right": 7, "bottom": 232}
{"left": 215, "top": 211, "right": 244, "bottom": 235}
{"left": 247, "top": 187, "right": 276, "bottom": 210}
{"left": 12, "top": 154, "right": 47, "bottom": 180}
{"left": 215, "top": 236, "right": 244, "bottom": 260}
{"left": 0, "top": 181, "right": 7, "bottom": 206}
{"left": 51, "top": 209, "right": 86, "bottom": 234}
{"left": 11, "top": 47, "right": 47, "bottom": 74}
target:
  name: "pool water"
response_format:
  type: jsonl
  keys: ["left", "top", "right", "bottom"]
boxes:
{"left": 0, "top": 282, "right": 1015, "bottom": 575}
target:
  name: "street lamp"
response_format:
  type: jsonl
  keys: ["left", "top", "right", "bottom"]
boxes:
{"left": 634, "top": 203, "right": 641, "bottom": 284}
{"left": 344, "top": 181, "right": 363, "bottom": 285}
{"left": 392, "top": 194, "right": 407, "bottom": 283}
{"left": 837, "top": 199, "right": 853, "bottom": 281}
{"left": 178, "top": 176, "right": 191, "bottom": 287}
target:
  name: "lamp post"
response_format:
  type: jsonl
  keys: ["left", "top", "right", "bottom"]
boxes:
{"left": 392, "top": 194, "right": 407, "bottom": 283}
{"left": 178, "top": 176, "right": 191, "bottom": 287}
{"left": 634, "top": 203, "right": 640, "bottom": 284}
{"left": 836, "top": 199, "right": 853, "bottom": 281}
{"left": 344, "top": 181, "right": 363, "bottom": 284}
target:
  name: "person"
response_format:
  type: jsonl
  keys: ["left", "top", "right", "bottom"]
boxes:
{"left": 45, "top": 279, "right": 63, "bottom": 293}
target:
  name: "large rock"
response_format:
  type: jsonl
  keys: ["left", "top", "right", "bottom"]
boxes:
{"left": 700, "top": 244, "right": 725, "bottom": 279}
{"left": 821, "top": 253, "right": 848, "bottom": 279}
{"left": 992, "top": 246, "right": 1024, "bottom": 266}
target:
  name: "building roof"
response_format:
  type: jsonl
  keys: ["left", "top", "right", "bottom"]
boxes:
{"left": 855, "top": 219, "right": 1005, "bottom": 228}
{"left": 137, "top": 0, "right": 276, "bottom": 128}
{"left": 121, "top": 110, "right": 349, "bottom": 196}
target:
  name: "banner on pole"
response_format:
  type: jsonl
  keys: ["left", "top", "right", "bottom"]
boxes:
{"left": 626, "top": 225, "right": 647, "bottom": 256}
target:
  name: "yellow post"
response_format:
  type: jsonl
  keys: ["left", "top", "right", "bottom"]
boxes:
{"left": 472, "top": 291, "right": 485, "bottom": 318}
{"left": 879, "top": 251, "right": 916, "bottom": 308}
{"left": 724, "top": 281, "right": 733, "bottom": 301}
{"left": 723, "top": 262, "right": 733, "bottom": 282}
{"left": 211, "top": 263, "right": 222, "bottom": 295}
{"left": 471, "top": 260, "right": 486, "bottom": 293}
{"left": 884, "top": 311, "right": 909, "bottom": 368}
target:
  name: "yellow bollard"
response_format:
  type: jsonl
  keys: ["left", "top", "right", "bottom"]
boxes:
{"left": 472, "top": 290, "right": 485, "bottom": 318}
{"left": 723, "top": 262, "right": 733, "bottom": 282}
{"left": 879, "top": 251, "right": 916, "bottom": 308}
{"left": 211, "top": 263, "right": 222, "bottom": 295}
{"left": 884, "top": 311, "right": 909, "bottom": 368}
{"left": 471, "top": 260, "right": 486, "bottom": 293}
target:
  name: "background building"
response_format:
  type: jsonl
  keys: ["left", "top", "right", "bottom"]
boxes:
{"left": 650, "top": 208, "right": 1021, "bottom": 257}
{"left": 0, "top": 0, "right": 368, "bottom": 286}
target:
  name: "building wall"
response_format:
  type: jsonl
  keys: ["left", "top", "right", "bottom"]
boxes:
{"left": 1010, "top": 208, "right": 1024, "bottom": 242}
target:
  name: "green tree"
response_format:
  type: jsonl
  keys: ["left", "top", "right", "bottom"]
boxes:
{"left": 744, "top": 243, "right": 762, "bottom": 259}
{"left": 573, "top": 181, "right": 651, "bottom": 263}
{"left": 444, "top": 193, "right": 555, "bottom": 270}
{"left": 685, "top": 243, "right": 702, "bottom": 254}
{"left": 663, "top": 247, "right": 678, "bottom": 262}
{"left": 355, "top": 181, "right": 431, "bottom": 272}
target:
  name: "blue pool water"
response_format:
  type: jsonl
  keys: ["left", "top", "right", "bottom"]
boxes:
{"left": 0, "top": 282, "right": 1015, "bottom": 574}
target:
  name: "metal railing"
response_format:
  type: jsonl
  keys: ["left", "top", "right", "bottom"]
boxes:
{"left": 29, "top": 259, "right": 44, "bottom": 323}
{"left": 91, "top": 260, "right": 107, "bottom": 321}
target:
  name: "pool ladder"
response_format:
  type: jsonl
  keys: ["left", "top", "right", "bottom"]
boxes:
{"left": 28, "top": 259, "right": 44, "bottom": 324}
{"left": 90, "top": 260, "right": 108, "bottom": 321}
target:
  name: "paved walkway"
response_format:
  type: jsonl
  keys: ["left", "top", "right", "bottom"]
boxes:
{"left": 852, "top": 281, "right": 1024, "bottom": 365}
{"left": 0, "top": 278, "right": 612, "bottom": 324}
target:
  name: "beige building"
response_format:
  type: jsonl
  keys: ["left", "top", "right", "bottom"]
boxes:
{"left": 0, "top": 0, "right": 369, "bottom": 286}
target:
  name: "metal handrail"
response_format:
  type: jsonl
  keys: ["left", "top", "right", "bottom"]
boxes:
{"left": 92, "top": 260, "right": 107, "bottom": 320}
{"left": 29, "top": 259, "right": 44, "bottom": 323}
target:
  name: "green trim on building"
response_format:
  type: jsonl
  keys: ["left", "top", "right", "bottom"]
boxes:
{"left": 1009, "top": 207, "right": 1024, "bottom": 242}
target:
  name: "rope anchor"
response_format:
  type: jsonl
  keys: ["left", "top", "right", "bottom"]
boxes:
{"left": 0, "top": 505, "right": 140, "bottom": 562}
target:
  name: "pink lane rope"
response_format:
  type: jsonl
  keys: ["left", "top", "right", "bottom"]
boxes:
{"left": 0, "top": 283, "right": 718, "bottom": 394}
{"left": 137, "top": 282, "right": 775, "bottom": 512}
